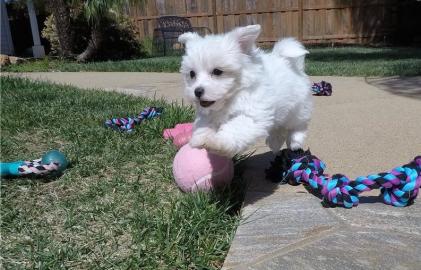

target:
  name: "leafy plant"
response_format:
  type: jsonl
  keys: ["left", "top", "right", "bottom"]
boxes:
{"left": 42, "top": 0, "right": 145, "bottom": 61}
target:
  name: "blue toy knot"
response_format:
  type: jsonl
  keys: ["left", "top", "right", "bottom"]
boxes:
{"left": 286, "top": 156, "right": 325, "bottom": 182}
{"left": 321, "top": 174, "right": 359, "bottom": 208}
{"left": 380, "top": 165, "right": 421, "bottom": 207}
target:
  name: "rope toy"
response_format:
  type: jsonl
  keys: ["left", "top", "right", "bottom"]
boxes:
{"left": 312, "top": 81, "right": 332, "bottom": 96}
{"left": 1, "top": 150, "right": 68, "bottom": 177}
{"left": 105, "top": 107, "right": 163, "bottom": 133}
{"left": 16, "top": 159, "right": 60, "bottom": 175}
{"left": 266, "top": 149, "right": 421, "bottom": 208}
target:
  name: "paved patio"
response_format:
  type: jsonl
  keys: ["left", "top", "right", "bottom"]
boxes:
{"left": 6, "top": 72, "right": 421, "bottom": 269}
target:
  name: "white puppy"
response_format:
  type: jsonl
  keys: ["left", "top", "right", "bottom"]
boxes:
{"left": 178, "top": 25, "right": 312, "bottom": 157}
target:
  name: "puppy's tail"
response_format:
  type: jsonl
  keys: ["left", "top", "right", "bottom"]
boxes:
{"left": 272, "top": 38, "right": 309, "bottom": 74}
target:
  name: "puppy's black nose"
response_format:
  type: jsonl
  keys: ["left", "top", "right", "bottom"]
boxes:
{"left": 194, "top": 87, "right": 204, "bottom": 98}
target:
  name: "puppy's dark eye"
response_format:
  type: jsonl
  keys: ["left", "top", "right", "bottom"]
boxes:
{"left": 212, "top": 69, "right": 223, "bottom": 76}
{"left": 190, "top": 71, "right": 196, "bottom": 79}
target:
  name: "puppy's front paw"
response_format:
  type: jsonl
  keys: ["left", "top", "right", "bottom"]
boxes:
{"left": 189, "top": 136, "right": 205, "bottom": 149}
{"left": 189, "top": 128, "right": 236, "bottom": 157}
{"left": 204, "top": 135, "right": 236, "bottom": 157}
{"left": 206, "top": 144, "right": 233, "bottom": 157}
{"left": 189, "top": 128, "right": 216, "bottom": 149}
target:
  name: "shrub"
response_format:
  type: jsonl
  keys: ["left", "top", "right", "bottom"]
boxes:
{"left": 41, "top": 13, "right": 146, "bottom": 60}
{"left": 140, "top": 37, "right": 154, "bottom": 57}
{"left": 41, "top": 15, "right": 60, "bottom": 56}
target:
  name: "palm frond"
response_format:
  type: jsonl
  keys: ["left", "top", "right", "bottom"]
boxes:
{"left": 81, "top": 0, "right": 144, "bottom": 24}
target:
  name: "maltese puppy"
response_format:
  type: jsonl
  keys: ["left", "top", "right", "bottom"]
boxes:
{"left": 178, "top": 25, "right": 312, "bottom": 157}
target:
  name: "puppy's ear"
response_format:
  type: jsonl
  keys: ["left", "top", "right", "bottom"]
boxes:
{"left": 230, "top": 24, "right": 261, "bottom": 54}
{"left": 178, "top": 32, "right": 200, "bottom": 46}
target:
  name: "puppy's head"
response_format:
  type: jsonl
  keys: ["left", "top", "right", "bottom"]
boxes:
{"left": 179, "top": 25, "right": 261, "bottom": 112}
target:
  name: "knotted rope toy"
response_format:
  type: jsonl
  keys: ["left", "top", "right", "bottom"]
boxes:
{"left": 266, "top": 149, "right": 421, "bottom": 208}
{"left": 312, "top": 81, "right": 332, "bottom": 96}
{"left": 105, "top": 107, "right": 163, "bottom": 133}
{"left": 1, "top": 150, "right": 68, "bottom": 177}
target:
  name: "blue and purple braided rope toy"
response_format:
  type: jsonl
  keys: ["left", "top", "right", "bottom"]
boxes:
{"left": 266, "top": 149, "right": 421, "bottom": 208}
{"left": 105, "top": 107, "right": 163, "bottom": 132}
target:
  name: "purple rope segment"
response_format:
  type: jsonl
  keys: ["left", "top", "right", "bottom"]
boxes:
{"left": 266, "top": 149, "right": 421, "bottom": 208}
{"left": 105, "top": 107, "right": 163, "bottom": 132}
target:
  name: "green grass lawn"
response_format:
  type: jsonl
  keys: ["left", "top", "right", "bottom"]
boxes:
{"left": 2, "top": 46, "right": 421, "bottom": 76}
{"left": 0, "top": 77, "right": 246, "bottom": 269}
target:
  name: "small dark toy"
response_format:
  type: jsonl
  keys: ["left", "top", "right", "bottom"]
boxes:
{"left": 266, "top": 149, "right": 421, "bottom": 208}
{"left": 312, "top": 81, "right": 332, "bottom": 96}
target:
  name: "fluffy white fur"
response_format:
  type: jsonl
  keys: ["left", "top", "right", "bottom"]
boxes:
{"left": 179, "top": 25, "right": 313, "bottom": 157}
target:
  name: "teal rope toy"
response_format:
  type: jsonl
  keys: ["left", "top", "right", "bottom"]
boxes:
{"left": 1, "top": 150, "right": 68, "bottom": 177}
{"left": 266, "top": 149, "right": 421, "bottom": 208}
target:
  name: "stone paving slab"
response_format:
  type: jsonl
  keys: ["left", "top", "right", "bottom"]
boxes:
{"left": 225, "top": 191, "right": 340, "bottom": 266}
{"left": 249, "top": 227, "right": 421, "bottom": 270}
{"left": 331, "top": 200, "right": 421, "bottom": 236}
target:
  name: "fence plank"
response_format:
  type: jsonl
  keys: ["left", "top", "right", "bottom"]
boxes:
{"left": 128, "top": 0, "right": 397, "bottom": 44}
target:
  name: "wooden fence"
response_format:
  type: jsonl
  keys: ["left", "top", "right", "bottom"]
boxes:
{"left": 129, "top": 0, "right": 397, "bottom": 44}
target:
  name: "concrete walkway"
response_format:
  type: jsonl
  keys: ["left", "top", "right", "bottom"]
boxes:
{"left": 5, "top": 72, "right": 421, "bottom": 269}
{"left": 7, "top": 72, "right": 185, "bottom": 103}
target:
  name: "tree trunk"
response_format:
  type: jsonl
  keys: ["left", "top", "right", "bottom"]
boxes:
{"left": 45, "top": 0, "right": 73, "bottom": 57}
{"left": 76, "top": 23, "right": 103, "bottom": 62}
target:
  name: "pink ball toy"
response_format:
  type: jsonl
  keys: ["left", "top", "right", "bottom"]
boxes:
{"left": 173, "top": 144, "right": 234, "bottom": 192}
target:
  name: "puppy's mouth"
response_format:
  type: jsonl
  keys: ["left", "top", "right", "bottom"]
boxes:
{"left": 199, "top": 100, "right": 215, "bottom": 108}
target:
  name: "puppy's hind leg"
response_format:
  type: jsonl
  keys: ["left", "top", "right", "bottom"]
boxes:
{"left": 286, "top": 124, "right": 308, "bottom": 150}
{"left": 266, "top": 128, "right": 288, "bottom": 154}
